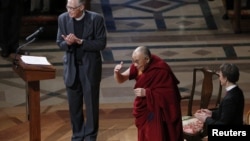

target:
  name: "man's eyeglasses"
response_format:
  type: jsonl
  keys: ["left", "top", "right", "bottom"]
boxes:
{"left": 66, "top": 5, "right": 81, "bottom": 11}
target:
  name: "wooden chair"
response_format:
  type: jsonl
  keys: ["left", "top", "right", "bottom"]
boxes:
{"left": 245, "top": 110, "right": 250, "bottom": 125}
{"left": 181, "top": 67, "right": 222, "bottom": 116}
{"left": 221, "top": 0, "right": 250, "bottom": 33}
{"left": 181, "top": 67, "right": 223, "bottom": 141}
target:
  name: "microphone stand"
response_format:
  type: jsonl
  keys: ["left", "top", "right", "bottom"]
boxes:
{"left": 14, "top": 37, "right": 36, "bottom": 68}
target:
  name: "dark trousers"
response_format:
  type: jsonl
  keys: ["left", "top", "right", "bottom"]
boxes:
{"left": 225, "top": 0, "right": 250, "bottom": 10}
{"left": 66, "top": 66, "right": 100, "bottom": 141}
{"left": 0, "top": 0, "right": 22, "bottom": 53}
{"left": 225, "top": 0, "right": 234, "bottom": 10}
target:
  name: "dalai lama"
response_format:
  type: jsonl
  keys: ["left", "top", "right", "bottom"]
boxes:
{"left": 114, "top": 46, "right": 183, "bottom": 141}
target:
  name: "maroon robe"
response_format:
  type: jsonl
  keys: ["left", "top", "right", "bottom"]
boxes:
{"left": 129, "top": 55, "right": 183, "bottom": 141}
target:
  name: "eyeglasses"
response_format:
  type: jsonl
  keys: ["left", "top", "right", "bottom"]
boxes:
{"left": 132, "top": 57, "right": 147, "bottom": 64}
{"left": 66, "top": 5, "right": 81, "bottom": 11}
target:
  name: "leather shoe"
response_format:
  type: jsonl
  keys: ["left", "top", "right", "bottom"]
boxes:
{"left": 222, "top": 14, "right": 229, "bottom": 20}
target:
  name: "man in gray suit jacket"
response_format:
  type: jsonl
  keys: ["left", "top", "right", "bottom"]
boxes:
{"left": 56, "top": 0, "right": 107, "bottom": 140}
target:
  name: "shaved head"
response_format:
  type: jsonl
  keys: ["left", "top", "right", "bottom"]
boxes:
{"left": 133, "top": 46, "right": 151, "bottom": 60}
{"left": 132, "top": 46, "right": 151, "bottom": 72}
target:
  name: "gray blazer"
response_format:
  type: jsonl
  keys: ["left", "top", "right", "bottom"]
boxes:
{"left": 56, "top": 10, "right": 107, "bottom": 87}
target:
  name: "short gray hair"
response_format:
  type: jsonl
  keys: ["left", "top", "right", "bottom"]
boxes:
{"left": 67, "top": 0, "right": 85, "bottom": 4}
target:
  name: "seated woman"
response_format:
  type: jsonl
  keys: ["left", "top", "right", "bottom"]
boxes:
{"left": 194, "top": 63, "right": 245, "bottom": 135}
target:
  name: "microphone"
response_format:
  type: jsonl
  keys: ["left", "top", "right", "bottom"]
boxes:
{"left": 14, "top": 27, "right": 43, "bottom": 68}
{"left": 26, "top": 27, "right": 44, "bottom": 41}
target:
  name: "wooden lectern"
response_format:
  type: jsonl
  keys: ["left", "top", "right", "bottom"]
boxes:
{"left": 11, "top": 54, "right": 56, "bottom": 141}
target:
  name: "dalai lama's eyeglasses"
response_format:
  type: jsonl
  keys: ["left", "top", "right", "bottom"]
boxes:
{"left": 132, "top": 57, "right": 147, "bottom": 64}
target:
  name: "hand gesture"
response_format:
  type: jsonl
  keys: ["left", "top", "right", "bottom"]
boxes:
{"left": 134, "top": 88, "right": 146, "bottom": 97}
{"left": 114, "top": 61, "right": 123, "bottom": 73}
{"left": 200, "top": 109, "right": 212, "bottom": 116}
{"left": 194, "top": 109, "right": 212, "bottom": 123}
{"left": 62, "top": 33, "right": 82, "bottom": 45}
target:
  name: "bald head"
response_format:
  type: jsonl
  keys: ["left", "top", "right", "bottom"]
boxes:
{"left": 133, "top": 46, "right": 151, "bottom": 60}
{"left": 131, "top": 46, "right": 151, "bottom": 72}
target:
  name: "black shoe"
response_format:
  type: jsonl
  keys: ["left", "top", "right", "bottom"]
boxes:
{"left": 222, "top": 14, "right": 229, "bottom": 20}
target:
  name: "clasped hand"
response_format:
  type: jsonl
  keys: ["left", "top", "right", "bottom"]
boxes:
{"left": 62, "top": 33, "right": 82, "bottom": 45}
{"left": 193, "top": 109, "right": 212, "bottom": 123}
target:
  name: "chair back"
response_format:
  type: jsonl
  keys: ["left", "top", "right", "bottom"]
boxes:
{"left": 185, "top": 67, "right": 222, "bottom": 116}
{"left": 245, "top": 110, "right": 250, "bottom": 125}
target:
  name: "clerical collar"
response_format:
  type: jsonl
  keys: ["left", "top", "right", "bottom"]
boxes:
{"left": 226, "top": 85, "right": 236, "bottom": 91}
{"left": 75, "top": 11, "right": 85, "bottom": 21}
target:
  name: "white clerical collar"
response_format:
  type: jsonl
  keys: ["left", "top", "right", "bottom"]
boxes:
{"left": 226, "top": 85, "right": 236, "bottom": 91}
{"left": 75, "top": 11, "right": 85, "bottom": 21}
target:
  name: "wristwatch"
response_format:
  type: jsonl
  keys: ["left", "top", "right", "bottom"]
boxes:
{"left": 78, "top": 39, "right": 83, "bottom": 45}
{"left": 80, "top": 39, "right": 83, "bottom": 44}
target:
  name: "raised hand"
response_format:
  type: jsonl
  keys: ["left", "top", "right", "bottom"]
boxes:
{"left": 114, "top": 61, "right": 123, "bottom": 73}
